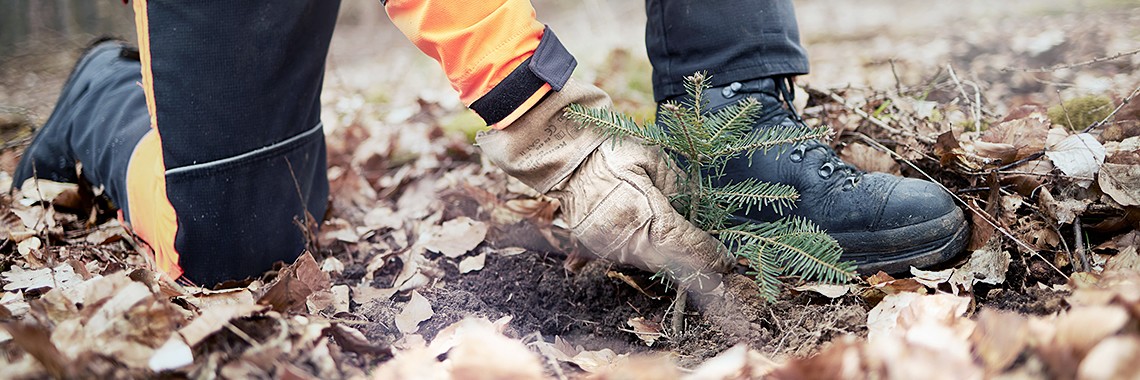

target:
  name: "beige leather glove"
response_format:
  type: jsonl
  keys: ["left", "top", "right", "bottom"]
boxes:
{"left": 476, "top": 80, "right": 732, "bottom": 291}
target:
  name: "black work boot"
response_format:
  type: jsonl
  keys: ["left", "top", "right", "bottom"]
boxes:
{"left": 12, "top": 38, "right": 151, "bottom": 217}
{"left": 663, "top": 77, "right": 969, "bottom": 274}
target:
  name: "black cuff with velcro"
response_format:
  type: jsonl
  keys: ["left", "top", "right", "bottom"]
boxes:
{"left": 469, "top": 25, "right": 577, "bottom": 125}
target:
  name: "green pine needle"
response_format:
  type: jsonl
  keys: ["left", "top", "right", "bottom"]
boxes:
{"left": 566, "top": 103, "right": 673, "bottom": 151}
{"left": 706, "top": 178, "right": 799, "bottom": 216}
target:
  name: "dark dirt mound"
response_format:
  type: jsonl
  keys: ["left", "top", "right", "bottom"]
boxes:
{"left": 349, "top": 244, "right": 870, "bottom": 369}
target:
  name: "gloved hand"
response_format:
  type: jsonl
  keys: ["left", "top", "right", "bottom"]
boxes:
{"left": 476, "top": 80, "right": 732, "bottom": 291}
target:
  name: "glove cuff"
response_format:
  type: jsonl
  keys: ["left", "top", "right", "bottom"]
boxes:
{"left": 475, "top": 80, "right": 610, "bottom": 193}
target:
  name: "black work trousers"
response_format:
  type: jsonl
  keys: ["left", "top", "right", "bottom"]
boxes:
{"left": 645, "top": 0, "right": 809, "bottom": 101}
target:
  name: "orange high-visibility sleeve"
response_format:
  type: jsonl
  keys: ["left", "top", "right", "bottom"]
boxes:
{"left": 385, "top": 0, "right": 576, "bottom": 128}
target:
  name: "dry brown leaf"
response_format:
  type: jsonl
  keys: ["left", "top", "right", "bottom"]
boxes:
{"left": 369, "top": 345, "right": 448, "bottom": 380}
{"left": 320, "top": 257, "right": 345, "bottom": 275}
{"left": 1038, "top": 188, "right": 1091, "bottom": 224}
{"left": 1096, "top": 230, "right": 1140, "bottom": 252}
{"left": 949, "top": 238, "right": 1011, "bottom": 292}
{"left": 981, "top": 113, "right": 1051, "bottom": 160}
{"left": 11, "top": 205, "right": 53, "bottom": 231}
{"left": 352, "top": 285, "right": 397, "bottom": 305}
{"left": 934, "top": 131, "right": 979, "bottom": 170}
{"left": 626, "top": 317, "right": 664, "bottom": 346}
{"left": 593, "top": 353, "right": 681, "bottom": 380}
{"left": 874, "top": 278, "right": 926, "bottom": 294}
{"left": 425, "top": 316, "right": 513, "bottom": 357}
{"left": 18, "top": 179, "right": 81, "bottom": 207}
{"left": 446, "top": 319, "right": 545, "bottom": 380}
{"left": 1003, "top": 159, "right": 1053, "bottom": 196}
{"left": 395, "top": 290, "right": 433, "bottom": 334}
{"left": 179, "top": 302, "right": 265, "bottom": 346}
{"left": 1067, "top": 269, "right": 1140, "bottom": 307}
{"left": 423, "top": 217, "right": 488, "bottom": 258}
{"left": 148, "top": 336, "right": 193, "bottom": 372}
{"left": 330, "top": 285, "right": 351, "bottom": 314}
{"left": 16, "top": 237, "right": 41, "bottom": 258}
{"left": 1, "top": 264, "right": 83, "bottom": 292}
{"left": 971, "top": 308, "right": 1029, "bottom": 372}
{"left": 793, "top": 283, "right": 852, "bottom": 298}
{"left": 322, "top": 222, "right": 360, "bottom": 244}
{"left": 0, "top": 291, "right": 29, "bottom": 319}
{"left": 458, "top": 252, "right": 486, "bottom": 274}
{"left": 533, "top": 335, "right": 632, "bottom": 374}
{"left": 1052, "top": 306, "right": 1130, "bottom": 361}
{"left": 867, "top": 292, "right": 922, "bottom": 341}
{"left": 83, "top": 220, "right": 128, "bottom": 245}
{"left": 258, "top": 252, "right": 330, "bottom": 313}
{"left": 330, "top": 324, "right": 391, "bottom": 357}
{"left": 1106, "top": 246, "right": 1140, "bottom": 272}
{"left": 973, "top": 140, "right": 1019, "bottom": 163}
{"left": 362, "top": 206, "right": 404, "bottom": 230}
{"left": 570, "top": 348, "right": 627, "bottom": 374}
{"left": 683, "top": 344, "right": 778, "bottom": 380}
{"left": 1, "top": 321, "right": 71, "bottom": 378}
{"left": 1098, "top": 162, "right": 1140, "bottom": 206}
{"left": 839, "top": 142, "right": 900, "bottom": 175}
{"left": 868, "top": 293, "right": 973, "bottom": 343}
{"left": 1045, "top": 133, "right": 1105, "bottom": 187}
{"left": 1077, "top": 336, "right": 1140, "bottom": 380}
{"left": 181, "top": 288, "right": 255, "bottom": 311}
{"left": 910, "top": 267, "right": 954, "bottom": 289}
{"left": 866, "top": 271, "right": 897, "bottom": 286}
{"left": 50, "top": 277, "right": 178, "bottom": 369}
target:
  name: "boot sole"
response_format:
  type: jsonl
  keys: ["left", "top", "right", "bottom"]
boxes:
{"left": 832, "top": 206, "right": 970, "bottom": 275}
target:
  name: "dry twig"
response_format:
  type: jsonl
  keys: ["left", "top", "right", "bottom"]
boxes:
{"left": 1082, "top": 83, "right": 1140, "bottom": 133}
{"left": 947, "top": 64, "right": 982, "bottom": 133}
{"left": 819, "top": 88, "right": 936, "bottom": 144}
{"left": 1004, "top": 47, "right": 1140, "bottom": 73}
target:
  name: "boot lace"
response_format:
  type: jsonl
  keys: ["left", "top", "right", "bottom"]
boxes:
{"left": 776, "top": 77, "right": 864, "bottom": 191}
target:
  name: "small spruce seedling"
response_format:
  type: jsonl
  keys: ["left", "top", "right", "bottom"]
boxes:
{"left": 566, "top": 72, "right": 857, "bottom": 300}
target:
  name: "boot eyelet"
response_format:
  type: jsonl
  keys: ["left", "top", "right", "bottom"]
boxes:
{"left": 843, "top": 176, "right": 857, "bottom": 191}
{"left": 818, "top": 162, "right": 835, "bottom": 178}
{"left": 721, "top": 82, "right": 743, "bottom": 98}
{"left": 790, "top": 145, "right": 806, "bottom": 162}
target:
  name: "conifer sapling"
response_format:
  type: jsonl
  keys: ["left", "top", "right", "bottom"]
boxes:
{"left": 566, "top": 72, "right": 857, "bottom": 300}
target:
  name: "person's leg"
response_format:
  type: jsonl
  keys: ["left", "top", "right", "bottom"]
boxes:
{"left": 645, "top": 0, "right": 969, "bottom": 274}
{"left": 15, "top": 0, "right": 339, "bottom": 286}
{"left": 13, "top": 39, "right": 150, "bottom": 219}
{"left": 130, "top": 0, "right": 338, "bottom": 285}
{"left": 645, "top": 0, "right": 808, "bottom": 102}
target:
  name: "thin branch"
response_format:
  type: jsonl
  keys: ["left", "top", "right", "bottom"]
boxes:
{"left": 1073, "top": 217, "right": 1089, "bottom": 272}
{"left": 947, "top": 64, "right": 981, "bottom": 133}
{"left": 1004, "top": 47, "right": 1140, "bottom": 73}
{"left": 995, "top": 152, "right": 1046, "bottom": 171}
{"left": 819, "top": 88, "right": 936, "bottom": 144}
{"left": 1081, "top": 83, "right": 1140, "bottom": 133}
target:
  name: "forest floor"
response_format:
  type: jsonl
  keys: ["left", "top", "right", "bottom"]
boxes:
{"left": 2, "top": 0, "right": 1140, "bottom": 378}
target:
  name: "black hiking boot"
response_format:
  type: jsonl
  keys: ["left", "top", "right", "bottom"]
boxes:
{"left": 12, "top": 38, "right": 146, "bottom": 193}
{"left": 662, "top": 76, "right": 969, "bottom": 275}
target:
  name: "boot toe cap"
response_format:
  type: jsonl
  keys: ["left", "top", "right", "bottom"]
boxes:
{"left": 876, "top": 177, "right": 959, "bottom": 230}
